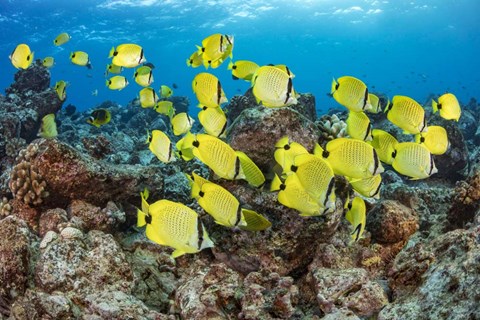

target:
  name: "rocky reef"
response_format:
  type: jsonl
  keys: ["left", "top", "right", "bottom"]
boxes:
{"left": 0, "top": 64, "right": 479, "bottom": 319}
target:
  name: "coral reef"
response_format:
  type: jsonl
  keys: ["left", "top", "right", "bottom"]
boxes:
{"left": 8, "top": 143, "right": 49, "bottom": 206}
{"left": 316, "top": 113, "right": 347, "bottom": 142}
{"left": 447, "top": 167, "right": 480, "bottom": 229}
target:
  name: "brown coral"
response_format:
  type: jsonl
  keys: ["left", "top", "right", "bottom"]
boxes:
{"left": 8, "top": 143, "right": 49, "bottom": 206}
{"left": 0, "top": 197, "right": 12, "bottom": 218}
{"left": 316, "top": 114, "right": 347, "bottom": 143}
{"left": 5, "top": 137, "right": 26, "bottom": 159}
{"left": 447, "top": 168, "right": 480, "bottom": 229}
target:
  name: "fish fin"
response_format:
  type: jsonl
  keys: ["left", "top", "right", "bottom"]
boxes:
{"left": 136, "top": 208, "right": 146, "bottom": 227}
{"left": 270, "top": 173, "right": 283, "bottom": 192}
{"left": 239, "top": 209, "right": 271, "bottom": 231}
{"left": 171, "top": 249, "right": 187, "bottom": 258}
{"left": 431, "top": 99, "right": 438, "bottom": 113}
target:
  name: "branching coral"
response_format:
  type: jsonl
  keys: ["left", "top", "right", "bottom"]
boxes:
{"left": 5, "top": 137, "right": 26, "bottom": 159}
{"left": 8, "top": 143, "right": 49, "bottom": 206}
{"left": 0, "top": 197, "right": 12, "bottom": 217}
{"left": 316, "top": 114, "right": 347, "bottom": 141}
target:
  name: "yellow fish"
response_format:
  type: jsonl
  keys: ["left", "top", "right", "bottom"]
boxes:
{"left": 147, "top": 130, "right": 174, "bottom": 163}
{"left": 273, "top": 64, "right": 295, "bottom": 78}
{"left": 42, "top": 57, "right": 54, "bottom": 68}
{"left": 186, "top": 171, "right": 210, "bottom": 199}
{"left": 134, "top": 66, "right": 154, "bottom": 87}
{"left": 38, "top": 114, "right": 58, "bottom": 139}
{"left": 365, "top": 93, "right": 383, "bottom": 114}
{"left": 385, "top": 95, "right": 427, "bottom": 134}
{"left": 109, "top": 44, "right": 146, "bottom": 68}
{"left": 368, "top": 129, "right": 398, "bottom": 165}
{"left": 187, "top": 133, "right": 243, "bottom": 180}
{"left": 137, "top": 199, "right": 214, "bottom": 258}
{"left": 53, "top": 32, "right": 71, "bottom": 46}
{"left": 54, "top": 80, "right": 67, "bottom": 101}
{"left": 198, "top": 105, "right": 227, "bottom": 138}
{"left": 235, "top": 151, "right": 266, "bottom": 188}
{"left": 9, "top": 44, "right": 34, "bottom": 69}
{"left": 274, "top": 136, "right": 309, "bottom": 173}
{"left": 289, "top": 153, "right": 336, "bottom": 213}
{"left": 392, "top": 142, "right": 438, "bottom": 180}
{"left": 70, "top": 51, "right": 92, "bottom": 69}
{"left": 345, "top": 197, "right": 366, "bottom": 243}
{"left": 197, "top": 34, "right": 234, "bottom": 68}
{"left": 154, "top": 101, "right": 175, "bottom": 119}
{"left": 139, "top": 188, "right": 150, "bottom": 218}
{"left": 197, "top": 181, "right": 247, "bottom": 228}
{"left": 415, "top": 125, "right": 449, "bottom": 155}
{"left": 346, "top": 111, "right": 373, "bottom": 141}
{"left": 251, "top": 66, "right": 297, "bottom": 108}
{"left": 331, "top": 76, "right": 370, "bottom": 112}
{"left": 227, "top": 60, "right": 259, "bottom": 81}
{"left": 347, "top": 174, "right": 382, "bottom": 199}
{"left": 192, "top": 73, "right": 227, "bottom": 108}
{"left": 315, "top": 138, "right": 384, "bottom": 179}
{"left": 432, "top": 93, "right": 461, "bottom": 121}
{"left": 171, "top": 112, "right": 195, "bottom": 136}
{"left": 86, "top": 109, "right": 111, "bottom": 128}
{"left": 271, "top": 173, "right": 324, "bottom": 216}
{"left": 105, "top": 63, "right": 123, "bottom": 75}
{"left": 175, "top": 135, "right": 195, "bottom": 161}
{"left": 106, "top": 75, "right": 128, "bottom": 90}
{"left": 160, "top": 85, "right": 173, "bottom": 98}
{"left": 139, "top": 87, "right": 158, "bottom": 108}
{"left": 186, "top": 51, "right": 203, "bottom": 68}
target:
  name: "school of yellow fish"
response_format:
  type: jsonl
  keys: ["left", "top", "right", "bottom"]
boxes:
{"left": 9, "top": 32, "right": 462, "bottom": 257}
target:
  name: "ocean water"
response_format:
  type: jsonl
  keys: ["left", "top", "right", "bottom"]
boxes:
{"left": 1, "top": 0, "right": 479, "bottom": 116}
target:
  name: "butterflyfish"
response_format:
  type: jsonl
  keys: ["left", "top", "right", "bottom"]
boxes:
{"left": 385, "top": 95, "right": 427, "bottom": 134}
{"left": 38, "top": 114, "right": 58, "bottom": 139}
{"left": 9, "top": 44, "right": 34, "bottom": 69}
{"left": 53, "top": 32, "right": 71, "bottom": 46}
{"left": 251, "top": 66, "right": 297, "bottom": 108}
{"left": 106, "top": 75, "right": 128, "bottom": 90}
{"left": 42, "top": 57, "right": 54, "bottom": 68}
{"left": 171, "top": 112, "right": 195, "bottom": 136}
{"left": 391, "top": 142, "right": 438, "bottom": 180}
{"left": 228, "top": 60, "right": 259, "bottom": 81}
{"left": 347, "top": 175, "right": 382, "bottom": 199}
{"left": 315, "top": 138, "right": 384, "bottom": 179}
{"left": 368, "top": 129, "right": 398, "bottom": 165}
{"left": 134, "top": 66, "right": 154, "bottom": 87}
{"left": 137, "top": 199, "right": 214, "bottom": 258}
{"left": 160, "top": 85, "right": 173, "bottom": 98}
{"left": 345, "top": 197, "right": 366, "bottom": 243}
{"left": 154, "top": 101, "right": 175, "bottom": 119}
{"left": 346, "top": 111, "right": 373, "bottom": 141}
{"left": 109, "top": 44, "right": 146, "bottom": 68}
{"left": 331, "top": 76, "right": 370, "bottom": 112}
{"left": 198, "top": 105, "right": 227, "bottom": 138}
{"left": 192, "top": 73, "right": 227, "bottom": 108}
{"left": 70, "top": 51, "right": 92, "bottom": 69}
{"left": 432, "top": 93, "right": 461, "bottom": 121}
{"left": 54, "top": 80, "right": 67, "bottom": 101}
{"left": 147, "top": 130, "right": 174, "bottom": 163}
{"left": 139, "top": 87, "right": 158, "bottom": 108}
{"left": 273, "top": 136, "right": 309, "bottom": 173}
{"left": 86, "top": 109, "right": 111, "bottom": 128}
{"left": 415, "top": 125, "right": 449, "bottom": 155}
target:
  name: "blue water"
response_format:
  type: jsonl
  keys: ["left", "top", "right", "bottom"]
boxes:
{"left": 1, "top": 0, "right": 479, "bottom": 116}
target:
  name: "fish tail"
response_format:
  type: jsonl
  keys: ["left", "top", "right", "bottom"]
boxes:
{"left": 227, "top": 60, "right": 233, "bottom": 70}
{"left": 330, "top": 78, "right": 339, "bottom": 95}
{"left": 431, "top": 99, "right": 438, "bottom": 113}
{"left": 270, "top": 173, "right": 283, "bottom": 192}
{"left": 137, "top": 208, "right": 147, "bottom": 227}
{"left": 108, "top": 47, "right": 115, "bottom": 58}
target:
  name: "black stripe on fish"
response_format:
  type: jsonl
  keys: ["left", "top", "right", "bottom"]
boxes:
{"left": 217, "top": 80, "right": 222, "bottom": 105}
{"left": 364, "top": 122, "right": 372, "bottom": 141}
{"left": 284, "top": 78, "right": 293, "bottom": 104}
{"left": 324, "top": 178, "right": 335, "bottom": 207}
{"left": 234, "top": 156, "right": 241, "bottom": 179}
{"left": 372, "top": 179, "right": 382, "bottom": 198}
{"left": 352, "top": 223, "right": 362, "bottom": 242}
{"left": 420, "top": 114, "right": 427, "bottom": 133}
{"left": 385, "top": 101, "right": 393, "bottom": 113}
{"left": 218, "top": 121, "right": 227, "bottom": 137}
{"left": 362, "top": 88, "right": 369, "bottom": 110}
{"left": 322, "top": 150, "right": 330, "bottom": 158}
{"left": 234, "top": 205, "right": 242, "bottom": 227}
{"left": 139, "top": 48, "right": 144, "bottom": 64}
{"left": 220, "top": 35, "right": 224, "bottom": 52}
{"left": 168, "top": 141, "right": 173, "bottom": 161}
{"left": 197, "top": 217, "right": 204, "bottom": 250}
{"left": 373, "top": 149, "right": 379, "bottom": 174}
{"left": 145, "top": 214, "right": 152, "bottom": 225}
{"left": 285, "top": 66, "right": 291, "bottom": 77}
{"left": 290, "top": 165, "right": 298, "bottom": 172}
{"left": 428, "top": 154, "right": 435, "bottom": 175}
{"left": 391, "top": 150, "right": 397, "bottom": 159}
{"left": 193, "top": 140, "right": 200, "bottom": 148}
{"left": 148, "top": 71, "right": 152, "bottom": 84}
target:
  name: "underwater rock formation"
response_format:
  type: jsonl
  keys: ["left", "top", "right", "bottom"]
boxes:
{"left": 228, "top": 106, "right": 320, "bottom": 172}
